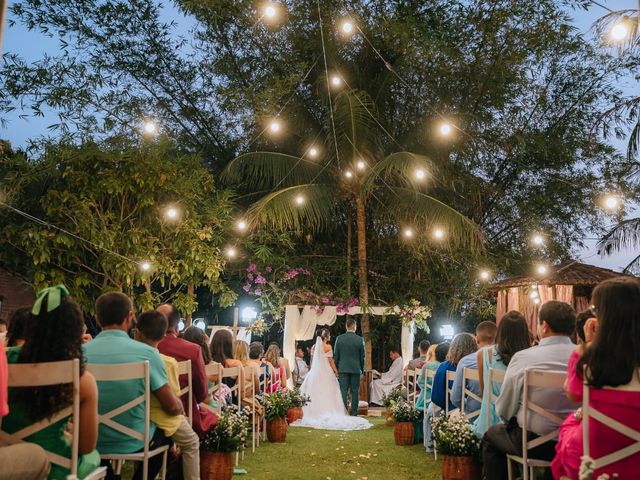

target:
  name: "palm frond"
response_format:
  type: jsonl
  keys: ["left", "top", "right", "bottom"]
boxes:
{"left": 382, "top": 187, "right": 484, "bottom": 252}
{"left": 597, "top": 217, "right": 640, "bottom": 255}
{"left": 246, "top": 184, "right": 342, "bottom": 233}
{"left": 361, "top": 152, "right": 435, "bottom": 193}
{"left": 221, "top": 152, "right": 326, "bottom": 189}
{"left": 332, "top": 89, "right": 382, "bottom": 161}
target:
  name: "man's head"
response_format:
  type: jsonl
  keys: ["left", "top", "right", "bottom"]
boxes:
{"left": 156, "top": 303, "right": 180, "bottom": 333}
{"left": 538, "top": 301, "right": 576, "bottom": 338}
{"left": 475, "top": 320, "right": 498, "bottom": 347}
{"left": 389, "top": 348, "right": 401, "bottom": 361}
{"left": 134, "top": 310, "right": 168, "bottom": 347}
{"left": 418, "top": 339, "right": 430, "bottom": 355}
{"left": 345, "top": 318, "right": 357, "bottom": 332}
{"left": 295, "top": 346, "right": 305, "bottom": 358}
{"left": 249, "top": 341, "right": 264, "bottom": 360}
{"left": 95, "top": 292, "right": 134, "bottom": 330}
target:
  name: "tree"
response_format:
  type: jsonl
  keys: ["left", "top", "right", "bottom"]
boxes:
{"left": 223, "top": 88, "right": 483, "bottom": 366}
{"left": 0, "top": 137, "right": 236, "bottom": 313}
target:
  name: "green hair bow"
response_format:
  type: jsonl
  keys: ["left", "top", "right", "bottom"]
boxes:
{"left": 32, "top": 284, "right": 70, "bottom": 315}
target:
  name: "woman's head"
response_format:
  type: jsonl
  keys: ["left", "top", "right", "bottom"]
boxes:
{"left": 426, "top": 344, "right": 438, "bottom": 362}
{"left": 575, "top": 309, "right": 596, "bottom": 344}
{"left": 580, "top": 277, "right": 640, "bottom": 388}
{"left": 495, "top": 311, "right": 531, "bottom": 367}
{"left": 319, "top": 328, "right": 330, "bottom": 342}
{"left": 7, "top": 307, "right": 31, "bottom": 347}
{"left": 210, "top": 329, "right": 233, "bottom": 364}
{"left": 17, "top": 287, "right": 84, "bottom": 420}
{"left": 446, "top": 333, "right": 477, "bottom": 366}
{"left": 181, "top": 326, "right": 212, "bottom": 364}
{"left": 234, "top": 340, "right": 250, "bottom": 365}
{"left": 265, "top": 343, "right": 281, "bottom": 367}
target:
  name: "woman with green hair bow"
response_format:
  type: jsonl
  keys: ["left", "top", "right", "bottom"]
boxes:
{"left": 2, "top": 285, "right": 101, "bottom": 479}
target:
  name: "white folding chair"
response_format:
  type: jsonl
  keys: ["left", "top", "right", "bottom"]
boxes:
{"left": 0, "top": 359, "right": 106, "bottom": 480}
{"left": 176, "top": 360, "right": 193, "bottom": 426}
{"left": 461, "top": 368, "right": 482, "bottom": 421}
{"left": 507, "top": 369, "right": 567, "bottom": 480}
{"left": 258, "top": 366, "right": 268, "bottom": 443}
{"left": 420, "top": 368, "right": 436, "bottom": 407}
{"left": 404, "top": 369, "right": 418, "bottom": 406}
{"left": 202, "top": 362, "right": 223, "bottom": 414}
{"left": 243, "top": 367, "right": 259, "bottom": 454}
{"left": 583, "top": 373, "right": 640, "bottom": 471}
{"left": 445, "top": 370, "right": 457, "bottom": 415}
{"left": 222, "top": 366, "right": 242, "bottom": 410}
{"left": 87, "top": 361, "right": 169, "bottom": 480}
{"left": 487, "top": 368, "right": 506, "bottom": 427}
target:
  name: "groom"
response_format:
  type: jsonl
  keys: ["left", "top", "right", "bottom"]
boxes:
{"left": 334, "top": 318, "right": 366, "bottom": 416}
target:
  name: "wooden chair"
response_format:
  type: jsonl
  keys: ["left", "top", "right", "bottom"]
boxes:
{"left": 487, "top": 368, "right": 506, "bottom": 427}
{"left": 445, "top": 370, "right": 457, "bottom": 416}
{"left": 86, "top": 361, "right": 169, "bottom": 480}
{"left": 461, "top": 368, "right": 482, "bottom": 421}
{"left": 420, "top": 368, "right": 436, "bottom": 408}
{"left": 506, "top": 369, "right": 567, "bottom": 480}
{"left": 176, "top": 360, "right": 193, "bottom": 427}
{"left": 257, "top": 366, "right": 268, "bottom": 443}
{"left": 202, "top": 362, "right": 222, "bottom": 414}
{"left": 0, "top": 359, "right": 106, "bottom": 480}
{"left": 222, "top": 366, "right": 242, "bottom": 410}
{"left": 404, "top": 369, "right": 419, "bottom": 406}
{"left": 583, "top": 373, "right": 640, "bottom": 472}
{"left": 243, "top": 367, "right": 259, "bottom": 454}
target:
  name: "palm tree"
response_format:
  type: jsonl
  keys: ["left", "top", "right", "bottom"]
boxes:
{"left": 222, "top": 89, "right": 483, "bottom": 368}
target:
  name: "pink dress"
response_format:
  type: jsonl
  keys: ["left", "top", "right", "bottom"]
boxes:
{"left": 553, "top": 350, "right": 640, "bottom": 479}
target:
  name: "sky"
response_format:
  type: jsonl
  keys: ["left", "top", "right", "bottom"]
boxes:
{"left": 0, "top": 0, "right": 638, "bottom": 272}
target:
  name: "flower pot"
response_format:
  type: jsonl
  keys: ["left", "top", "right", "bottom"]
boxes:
{"left": 287, "top": 407, "right": 303, "bottom": 424}
{"left": 441, "top": 455, "right": 481, "bottom": 480}
{"left": 393, "top": 421, "right": 415, "bottom": 446}
{"left": 266, "top": 417, "right": 288, "bottom": 443}
{"left": 385, "top": 408, "right": 395, "bottom": 426}
{"left": 200, "top": 450, "right": 234, "bottom": 480}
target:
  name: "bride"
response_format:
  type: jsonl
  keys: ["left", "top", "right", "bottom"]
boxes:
{"left": 291, "top": 329, "right": 371, "bottom": 431}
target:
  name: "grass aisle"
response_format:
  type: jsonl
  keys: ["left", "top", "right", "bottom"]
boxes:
{"left": 238, "top": 418, "right": 441, "bottom": 480}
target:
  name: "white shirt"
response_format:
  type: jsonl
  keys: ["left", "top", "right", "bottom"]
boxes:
{"left": 381, "top": 357, "right": 404, "bottom": 385}
{"left": 293, "top": 357, "right": 309, "bottom": 385}
{"left": 495, "top": 336, "right": 577, "bottom": 436}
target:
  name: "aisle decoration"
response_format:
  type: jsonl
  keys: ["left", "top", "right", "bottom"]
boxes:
{"left": 387, "top": 299, "right": 432, "bottom": 333}
{"left": 391, "top": 401, "right": 420, "bottom": 446}
{"left": 200, "top": 406, "right": 250, "bottom": 480}
{"left": 382, "top": 388, "right": 403, "bottom": 426}
{"left": 263, "top": 390, "right": 290, "bottom": 443}
{"left": 284, "top": 389, "right": 310, "bottom": 424}
{"left": 432, "top": 414, "right": 482, "bottom": 480}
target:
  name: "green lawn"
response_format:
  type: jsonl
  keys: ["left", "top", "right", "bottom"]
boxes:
{"left": 237, "top": 418, "right": 441, "bottom": 480}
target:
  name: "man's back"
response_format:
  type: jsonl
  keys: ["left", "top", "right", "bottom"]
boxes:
{"left": 84, "top": 330, "right": 168, "bottom": 453}
{"left": 496, "top": 336, "right": 576, "bottom": 436}
{"left": 335, "top": 332, "right": 364, "bottom": 374}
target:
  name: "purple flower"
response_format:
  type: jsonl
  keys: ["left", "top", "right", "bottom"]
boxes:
{"left": 321, "top": 296, "right": 330, "bottom": 304}
{"left": 255, "top": 288, "right": 262, "bottom": 296}
{"left": 247, "top": 263, "right": 257, "bottom": 273}
{"left": 243, "top": 285, "right": 251, "bottom": 293}
{"left": 247, "top": 273, "right": 254, "bottom": 281}
{"left": 265, "top": 266, "right": 273, "bottom": 273}
{"left": 304, "top": 290, "right": 313, "bottom": 298}
{"left": 254, "top": 275, "right": 266, "bottom": 285}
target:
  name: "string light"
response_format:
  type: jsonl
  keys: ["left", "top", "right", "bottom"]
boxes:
{"left": 344, "top": 170, "right": 354, "bottom": 179}
{"left": 143, "top": 120, "right": 158, "bottom": 135}
{"left": 236, "top": 220, "right": 247, "bottom": 231}
{"left": 264, "top": 3, "right": 277, "bottom": 19}
{"left": 415, "top": 169, "right": 426, "bottom": 180}
{"left": 308, "top": 146, "right": 319, "bottom": 158}
{"left": 331, "top": 75, "right": 342, "bottom": 87}
{"left": 295, "top": 194, "right": 305, "bottom": 205}
{"left": 439, "top": 123, "right": 452, "bottom": 136}
{"left": 140, "top": 261, "right": 152, "bottom": 272}
{"left": 268, "top": 119, "right": 282, "bottom": 134}
{"left": 611, "top": 21, "right": 629, "bottom": 41}
{"left": 341, "top": 19, "right": 354, "bottom": 34}
{"left": 532, "top": 234, "right": 544, "bottom": 247}
{"left": 403, "top": 228, "right": 414, "bottom": 239}
{"left": 165, "top": 207, "right": 178, "bottom": 220}
{"left": 356, "top": 160, "right": 366, "bottom": 170}
{"left": 225, "top": 247, "right": 237, "bottom": 259}
{"left": 480, "top": 270, "right": 491, "bottom": 281}
{"left": 433, "top": 228, "right": 445, "bottom": 240}
{"left": 537, "top": 265, "right": 547, "bottom": 275}
{"left": 603, "top": 195, "right": 621, "bottom": 211}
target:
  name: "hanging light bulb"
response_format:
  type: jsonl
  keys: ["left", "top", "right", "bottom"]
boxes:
{"left": 140, "top": 261, "right": 152, "bottom": 272}
{"left": 480, "top": 270, "right": 491, "bottom": 281}
{"left": 356, "top": 160, "right": 366, "bottom": 170}
{"left": 308, "top": 146, "right": 319, "bottom": 158}
{"left": 611, "top": 21, "right": 629, "bottom": 42}
{"left": 236, "top": 220, "right": 247, "bottom": 231}
{"left": 439, "top": 123, "right": 452, "bottom": 136}
{"left": 344, "top": 170, "right": 354, "bottom": 179}
{"left": 295, "top": 194, "right": 305, "bottom": 205}
{"left": 331, "top": 75, "right": 342, "bottom": 87}
{"left": 403, "top": 228, "right": 414, "bottom": 239}
{"left": 225, "top": 247, "right": 237, "bottom": 259}
{"left": 143, "top": 120, "right": 158, "bottom": 135}
{"left": 537, "top": 265, "right": 547, "bottom": 275}
{"left": 604, "top": 195, "right": 621, "bottom": 211}
{"left": 268, "top": 119, "right": 281, "bottom": 134}
{"left": 415, "top": 169, "right": 426, "bottom": 180}
{"left": 532, "top": 234, "right": 544, "bottom": 247}
{"left": 264, "top": 3, "right": 277, "bottom": 19}
{"left": 341, "top": 20, "right": 354, "bottom": 34}
{"left": 433, "top": 228, "right": 445, "bottom": 240}
{"left": 165, "top": 207, "right": 178, "bottom": 220}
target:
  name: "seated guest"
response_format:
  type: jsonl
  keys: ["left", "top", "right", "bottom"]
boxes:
{"left": 407, "top": 339, "right": 430, "bottom": 372}
{"left": 3, "top": 285, "right": 100, "bottom": 479}
{"left": 482, "top": 300, "right": 577, "bottom": 480}
{"left": 552, "top": 278, "right": 640, "bottom": 480}
{"left": 6, "top": 307, "right": 30, "bottom": 347}
{"left": 0, "top": 341, "right": 51, "bottom": 480}
{"left": 234, "top": 340, "right": 260, "bottom": 396}
{"left": 416, "top": 342, "right": 448, "bottom": 413}
{"left": 292, "top": 345, "right": 310, "bottom": 387}
{"left": 85, "top": 292, "right": 182, "bottom": 480}
{"left": 574, "top": 308, "right": 595, "bottom": 346}
{"left": 210, "top": 329, "right": 244, "bottom": 402}
{"left": 156, "top": 304, "right": 216, "bottom": 437}
{"left": 369, "top": 348, "right": 404, "bottom": 406}
{"left": 248, "top": 342, "right": 271, "bottom": 390}
{"left": 432, "top": 333, "right": 477, "bottom": 412}
{"left": 451, "top": 321, "right": 497, "bottom": 415}
{"left": 135, "top": 311, "right": 200, "bottom": 480}
{"left": 265, "top": 343, "right": 288, "bottom": 390}
{"left": 473, "top": 311, "right": 530, "bottom": 438}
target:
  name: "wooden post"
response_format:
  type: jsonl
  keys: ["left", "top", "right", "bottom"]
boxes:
{"left": 231, "top": 307, "right": 240, "bottom": 340}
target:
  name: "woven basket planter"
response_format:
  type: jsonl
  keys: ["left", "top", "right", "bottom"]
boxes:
{"left": 200, "top": 450, "right": 234, "bottom": 480}
{"left": 441, "top": 455, "right": 481, "bottom": 480}
{"left": 266, "top": 417, "right": 288, "bottom": 443}
{"left": 393, "top": 421, "right": 415, "bottom": 446}
{"left": 286, "top": 407, "right": 304, "bottom": 424}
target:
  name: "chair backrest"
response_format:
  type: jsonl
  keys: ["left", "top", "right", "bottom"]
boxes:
{"left": 445, "top": 370, "right": 456, "bottom": 415}
{"left": 258, "top": 366, "right": 268, "bottom": 395}
{"left": 404, "top": 369, "right": 418, "bottom": 405}
{"left": 461, "top": 368, "right": 481, "bottom": 421}
{"left": 176, "top": 360, "right": 193, "bottom": 426}
{"left": 243, "top": 367, "right": 256, "bottom": 402}
{"left": 421, "top": 368, "right": 436, "bottom": 407}
{"left": 521, "top": 369, "right": 567, "bottom": 461}
{"left": 221, "top": 366, "right": 242, "bottom": 408}
{"left": 583, "top": 373, "right": 640, "bottom": 470}
{"left": 0, "top": 359, "right": 80, "bottom": 474}
{"left": 86, "top": 362, "right": 152, "bottom": 456}
{"left": 487, "top": 368, "right": 506, "bottom": 427}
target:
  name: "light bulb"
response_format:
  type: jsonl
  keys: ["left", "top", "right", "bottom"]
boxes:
{"left": 530, "top": 290, "right": 539, "bottom": 299}
{"left": 604, "top": 195, "right": 620, "bottom": 210}
{"left": 440, "top": 123, "right": 452, "bottom": 136}
{"left": 537, "top": 265, "right": 547, "bottom": 275}
{"left": 344, "top": 170, "right": 354, "bottom": 179}
{"left": 308, "top": 147, "right": 318, "bottom": 158}
{"left": 140, "top": 261, "right": 152, "bottom": 271}
{"left": 532, "top": 234, "right": 544, "bottom": 246}
{"left": 611, "top": 23, "right": 629, "bottom": 41}
{"left": 165, "top": 207, "right": 178, "bottom": 219}
{"left": 403, "top": 228, "right": 414, "bottom": 238}
{"left": 480, "top": 270, "right": 490, "bottom": 281}
{"left": 295, "top": 195, "right": 305, "bottom": 205}
{"left": 433, "top": 228, "right": 445, "bottom": 240}
{"left": 269, "top": 120, "right": 281, "bottom": 133}
{"left": 236, "top": 220, "right": 247, "bottom": 231}
{"left": 226, "top": 247, "right": 237, "bottom": 259}
{"left": 331, "top": 75, "right": 342, "bottom": 87}
{"left": 143, "top": 121, "right": 157, "bottom": 134}
{"left": 342, "top": 21, "right": 353, "bottom": 34}
{"left": 415, "top": 169, "right": 426, "bottom": 180}
{"left": 265, "top": 5, "right": 276, "bottom": 18}
{"left": 356, "top": 160, "right": 366, "bottom": 170}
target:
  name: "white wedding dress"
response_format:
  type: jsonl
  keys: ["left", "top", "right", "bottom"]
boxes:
{"left": 291, "top": 337, "right": 372, "bottom": 431}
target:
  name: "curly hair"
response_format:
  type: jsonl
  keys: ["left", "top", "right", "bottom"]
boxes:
{"left": 446, "top": 332, "right": 477, "bottom": 367}
{"left": 15, "top": 295, "right": 85, "bottom": 421}
{"left": 181, "top": 326, "right": 212, "bottom": 364}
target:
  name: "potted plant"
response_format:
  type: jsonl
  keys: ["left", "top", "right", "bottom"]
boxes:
{"left": 391, "top": 400, "right": 420, "bottom": 445}
{"left": 382, "top": 388, "right": 403, "bottom": 426}
{"left": 200, "top": 406, "right": 249, "bottom": 480}
{"left": 285, "top": 389, "right": 310, "bottom": 424}
{"left": 432, "top": 413, "right": 482, "bottom": 480}
{"left": 263, "top": 390, "right": 290, "bottom": 442}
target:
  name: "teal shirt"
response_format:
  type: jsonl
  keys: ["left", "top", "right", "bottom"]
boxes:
{"left": 84, "top": 330, "right": 168, "bottom": 454}
{"left": 416, "top": 360, "right": 440, "bottom": 412}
